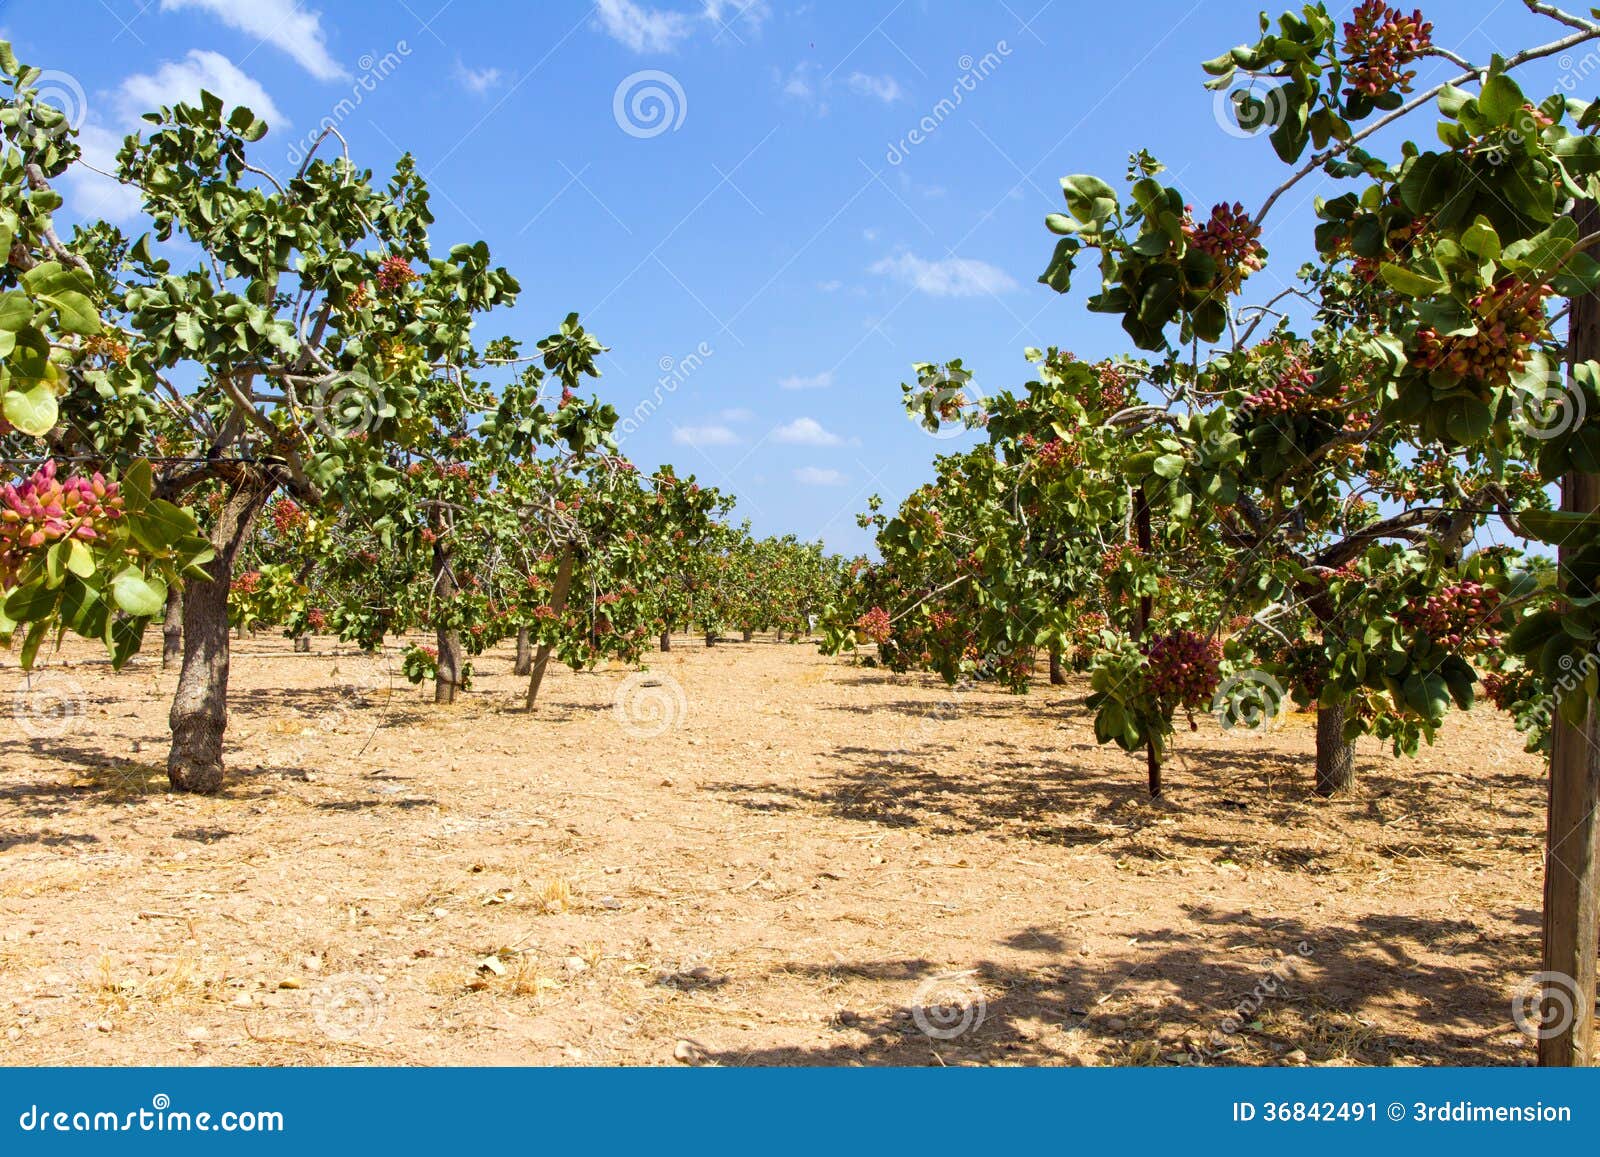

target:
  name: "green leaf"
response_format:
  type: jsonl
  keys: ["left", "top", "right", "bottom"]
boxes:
{"left": 1517, "top": 509, "right": 1600, "bottom": 544}
{"left": 1460, "top": 217, "right": 1500, "bottom": 260}
{"left": 64, "top": 537, "right": 95, "bottom": 579}
{"left": 1478, "top": 72, "right": 1525, "bottom": 127}
{"left": 3, "top": 380, "right": 58, "bottom": 436}
{"left": 1151, "top": 453, "right": 1185, "bottom": 479}
{"left": 1378, "top": 262, "right": 1445, "bottom": 297}
{"left": 1059, "top": 174, "right": 1118, "bottom": 229}
{"left": 110, "top": 567, "right": 168, "bottom": 618}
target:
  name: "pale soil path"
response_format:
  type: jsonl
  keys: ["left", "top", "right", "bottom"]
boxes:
{"left": 0, "top": 635, "right": 1558, "bottom": 1065}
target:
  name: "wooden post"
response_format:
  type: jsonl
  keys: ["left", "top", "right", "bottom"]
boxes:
{"left": 1543, "top": 200, "right": 1600, "bottom": 1065}
{"left": 524, "top": 544, "right": 575, "bottom": 710}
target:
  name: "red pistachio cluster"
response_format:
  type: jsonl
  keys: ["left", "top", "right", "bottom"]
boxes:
{"left": 855, "top": 605, "right": 893, "bottom": 645}
{"left": 268, "top": 497, "right": 307, "bottom": 536}
{"left": 1281, "top": 639, "right": 1329, "bottom": 699}
{"left": 1482, "top": 668, "right": 1537, "bottom": 712}
{"left": 1069, "top": 609, "right": 1109, "bottom": 652}
{"left": 1243, "top": 361, "right": 1319, "bottom": 416}
{"left": 231, "top": 570, "right": 262, "bottom": 595}
{"left": 375, "top": 255, "right": 418, "bottom": 293}
{"left": 1413, "top": 278, "right": 1550, "bottom": 392}
{"left": 1341, "top": 1, "right": 1432, "bottom": 100}
{"left": 1183, "top": 202, "right": 1266, "bottom": 295}
{"left": 1096, "top": 362, "right": 1134, "bottom": 412}
{"left": 1099, "top": 540, "right": 1145, "bottom": 576}
{"left": 1402, "top": 581, "right": 1500, "bottom": 650}
{"left": 1143, "top": 629, "right": 1223, "bottom": 709}
{"left": 1, "top": 461, "right": 124, "bottom": 586}
{"left": 1035, "top": 438, "right": 1083, "bottom": 471}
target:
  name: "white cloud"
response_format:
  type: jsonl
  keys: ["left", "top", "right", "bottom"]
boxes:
{"left": 160, "top": 0, "right": 345, "bottom": 80}
{"left": 779, "top": 61, "right": 818, "bottom": 101}
{"left": 456, "top": 61, "right": 504, "bottom": 94}
{"left": 718, "top": 407, "right": 755, "bottom": 422}
{"left": 779, "top": 371, "right": 833, "bottom": 390}
{"left": 673, "top": 424, "right": 740, "bottom": 447}
{"left": 595, "top": 0, "right": 694, "bottom": 52}
{"left": 702, "top": 0, "right": 770, "bottom": 29}
{"left": 64, "top": 122, "right": 145, "bottom": 223}
{"left": 794, "top": 466, "right": 846, "bottom": 486}
{"left": 772, "top": 417, "right": 842, "bottom": 446}
{"left": 117, "top": 50, "right": 286, "bottom": 128}
{"left": 847, "top": 72, "right": 902, "bottom": 102}
{"left": 869, "top": 252, "right": 1018, "bottom": 298}
{"left": 68, "top": 51, "right": 281, "bottom": 222}
{"left": 816, "top": 279, "right": 842, "bottom": 292}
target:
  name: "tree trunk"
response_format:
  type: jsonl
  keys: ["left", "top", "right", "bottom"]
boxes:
{"left": 431, "top": 536, "right": 463, "bottom": 705}
{"left": 525, "top": 544, "right": 576, "bottom": 710}
{"left": 293, "top": 635, "right": 310, "bottom": 653}
{"left": 167, "top": 475, "right": 273, "bottom": 794}
{"left": 1133, "top": 486, "right": 1161, "bottom": 798}
{"left": 1049, "top": 646, "right": 1066, "bottom": 685}
{"left": 742, "top": 627, "right": 754, "bottom": 643}
{"left": 1314, "top": 703, "right": 1355, "bottom": 796}
{"left": 161, "top": 586, "right": 183, "bottom": 670}
{"left": 1543, "top": 197, "right": 1600, "bottom": 1067}
{"left": 514, "top": 626, "right": 533, "bottom": 676}
{"left": 775, "top": 628, "right": 783, "bottom": 643}
{"left": 659, "top": 629, "right": 671, "bottom": 653}
{"left": 704, "top": 630, "right": 716, "bottom": 647}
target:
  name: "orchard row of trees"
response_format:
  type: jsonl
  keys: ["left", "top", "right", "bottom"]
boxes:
{"left": 0, "top": 44, "right": 841, "bottom": 790}
{"left": 822, "top": 0, "right": 1600, "bottom": 1064}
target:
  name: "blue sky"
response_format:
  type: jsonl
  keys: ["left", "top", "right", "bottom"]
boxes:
{"left": 2, "top": 0, "right": 1571, "bottom": 555}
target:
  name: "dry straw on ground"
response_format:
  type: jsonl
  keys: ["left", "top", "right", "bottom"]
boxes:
{"left": 0, "top": 633, "right": 1565, "bottom": 1066}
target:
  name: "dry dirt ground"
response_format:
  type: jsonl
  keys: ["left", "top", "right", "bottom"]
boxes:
{"left": 0, "top": 633, "right": 1575, "bottom": 1067}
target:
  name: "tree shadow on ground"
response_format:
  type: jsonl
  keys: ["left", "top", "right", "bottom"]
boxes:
{"left": 704, "top": 715, "right": 1543, "bottom": 871}
{"left": 700, "top": 910, "right": 1533, "bottom": 1067}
